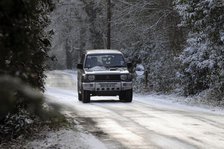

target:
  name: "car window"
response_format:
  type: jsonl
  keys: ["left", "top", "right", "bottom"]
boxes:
{"left": 84, "top": 54, "right": 126, "bottom": 68}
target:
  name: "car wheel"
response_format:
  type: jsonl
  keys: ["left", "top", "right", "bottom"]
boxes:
{"left": 78, "top": 85, "right": 82, "bottom": 101}
{"left": 119, "top": 89, "right": 133, "bottom": 102}
{"left": 82, "top": 90, "right": 90, "bottom": 103}
{"left": 78, "top": 93, "right": 82, "bottom": 101}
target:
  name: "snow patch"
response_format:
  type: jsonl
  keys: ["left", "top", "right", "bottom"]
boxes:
{"left": 25, "top": 129, "right": 107, "bottom": 149}
{"left": 135, "top": 93, "right": 224, "bottom": 115}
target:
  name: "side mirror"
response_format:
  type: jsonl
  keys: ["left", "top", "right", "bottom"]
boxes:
{"left": 127, "top": 63, "right": 132, "bottom": 69}
{"left": 77, "top": 63, "right": 83, "bottom": 69}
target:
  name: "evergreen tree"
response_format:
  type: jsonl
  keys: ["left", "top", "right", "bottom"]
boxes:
{"left": 0, "top": 0, "right": 55, "bottom": 139}
{"left": 0, "top": 0, "right": 54, "bottom": 90}
{"left": 175, "top": 0, "right": 224, "bottom": 100}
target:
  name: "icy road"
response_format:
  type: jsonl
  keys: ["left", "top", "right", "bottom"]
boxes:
{"left": 45, "top": 70, "right": 224, "bottom": 149}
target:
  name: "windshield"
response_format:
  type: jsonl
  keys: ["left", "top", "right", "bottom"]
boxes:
{"left": 84, "top": 54, "right": 126, "bottom": 69}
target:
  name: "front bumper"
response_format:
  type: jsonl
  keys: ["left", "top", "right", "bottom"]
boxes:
{"left": 82, "top": 82, "right": 132, "bottom": 91}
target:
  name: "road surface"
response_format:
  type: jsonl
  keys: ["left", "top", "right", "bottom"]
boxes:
{"left": 45, "top": 70, "right": 224, "bottom": 149}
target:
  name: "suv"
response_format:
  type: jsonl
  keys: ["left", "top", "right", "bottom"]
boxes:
{"left": 77, "top": 49, "right": 133, "bottom": 103}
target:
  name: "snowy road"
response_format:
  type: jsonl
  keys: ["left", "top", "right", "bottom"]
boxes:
{"left": 45, "top": 70, "right": 224, "bottom": 149}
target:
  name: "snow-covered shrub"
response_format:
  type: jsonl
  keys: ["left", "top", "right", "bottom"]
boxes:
{"left": 0, "top": 110, "right": 34, "bottom": 140}
{"left": 0, "top": 76, "right": 64, "bottom": 141}
{"left": 174, "top": 0, "right": 224, "bottom": 100}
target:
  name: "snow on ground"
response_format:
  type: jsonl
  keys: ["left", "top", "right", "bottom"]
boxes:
{"left": 25, "top": 129, "right": 107, "bottom": 149}
{"left": 135, "top": 94, "right": 224, "bottom": 115}
{"left": 35, "top": 70, "right": 224, "bottom": 149}
{"left": 24, "top": 70, "right": 107, "bottom": 149}
{"left": 48, "top": 70, "right": 224, "bottom": 115}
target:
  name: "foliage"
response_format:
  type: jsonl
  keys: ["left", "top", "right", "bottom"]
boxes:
{"left": 0, "top": 109, "right": 34, "bottom": 140}
{"left": 112, "top": 0, "right": 183, "bottom": 92}
{"left": 49, "top": 0, "right": 105, "bottom": 69}
{"left": 50, "top": 0, "right": 183, "bottom": 93}
{"left": 175, "top": 0, "right": 224, "bottom": 99}
{"left": 0, "top": 76, "right": 66, "bottom": 142}
{"left": 0, "top": 0, "right": 63, "bottom": 141}
{"left": 0, "top": 0, "right": 54, "bottom": 90}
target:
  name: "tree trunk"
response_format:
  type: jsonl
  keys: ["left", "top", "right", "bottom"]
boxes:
{"left": 65, "top": 38, "right": 73, "bottom": 69}
{"left": 107, "top": 0, "right": 111, "bottom": 49}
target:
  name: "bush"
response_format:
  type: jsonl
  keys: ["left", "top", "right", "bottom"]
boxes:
{"left": 0, "top": 0, "right": 64, "bottom": 142}
{"left": 0, "top": 76, "right": 66, "bottom": 142}
{"left": 175, "top": 0, "right": 224, "bottom": 101}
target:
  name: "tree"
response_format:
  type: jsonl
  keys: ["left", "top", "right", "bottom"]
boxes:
{"left": 50, "top": 0, "right": 184, "bottom": 93}
{"left": 0, "top": 0, "right": 55, "bottom": 140}
{"left": 49, "top": 0, "right": 106, "bottom": 69}
{"left": 175, "top": 0, "right": 224, "bottom": 100}
{"left": 111, "top": 0, "right": 183, "bottom": 92}
{"left": 0, "top": 0, "right": 54, "bottom": 90}
{"left": 107, "top": 0, "right": 111, "bottom": 49}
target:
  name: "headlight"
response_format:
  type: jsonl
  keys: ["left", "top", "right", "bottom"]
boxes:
{"left": 120, "top": 74, "right": 128, "bottom": 81}
{"left": 87, "top": 75, "right": 95, "bottom": 81}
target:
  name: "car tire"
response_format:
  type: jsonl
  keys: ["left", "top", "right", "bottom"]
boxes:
{"left": 78, "top": 93, "right": 82, "bottom": 101}
{"left": 119, "top": 89, "right": 133, "bottom": 102}
{"left": 82, "top": 90, "right": 90, "bottom": 103}
{"left": 78, "top": 85, "right": 82, "bottom": 101}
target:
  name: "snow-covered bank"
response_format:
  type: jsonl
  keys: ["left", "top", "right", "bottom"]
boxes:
{"left": 135, "top": 94, "right": 224, "bottom": 116}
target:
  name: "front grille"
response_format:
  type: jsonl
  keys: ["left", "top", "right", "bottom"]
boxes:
{"left": 95, "top": 75, "right": 120, "bottom": 82}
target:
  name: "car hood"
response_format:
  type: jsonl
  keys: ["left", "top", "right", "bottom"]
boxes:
{"left": 84, "top": 67, "right": 129, "bottom": 75}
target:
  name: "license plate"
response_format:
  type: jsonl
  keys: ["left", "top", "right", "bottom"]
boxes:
{"left": 100, "top": 83, "right": 115, "bottom": 88}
